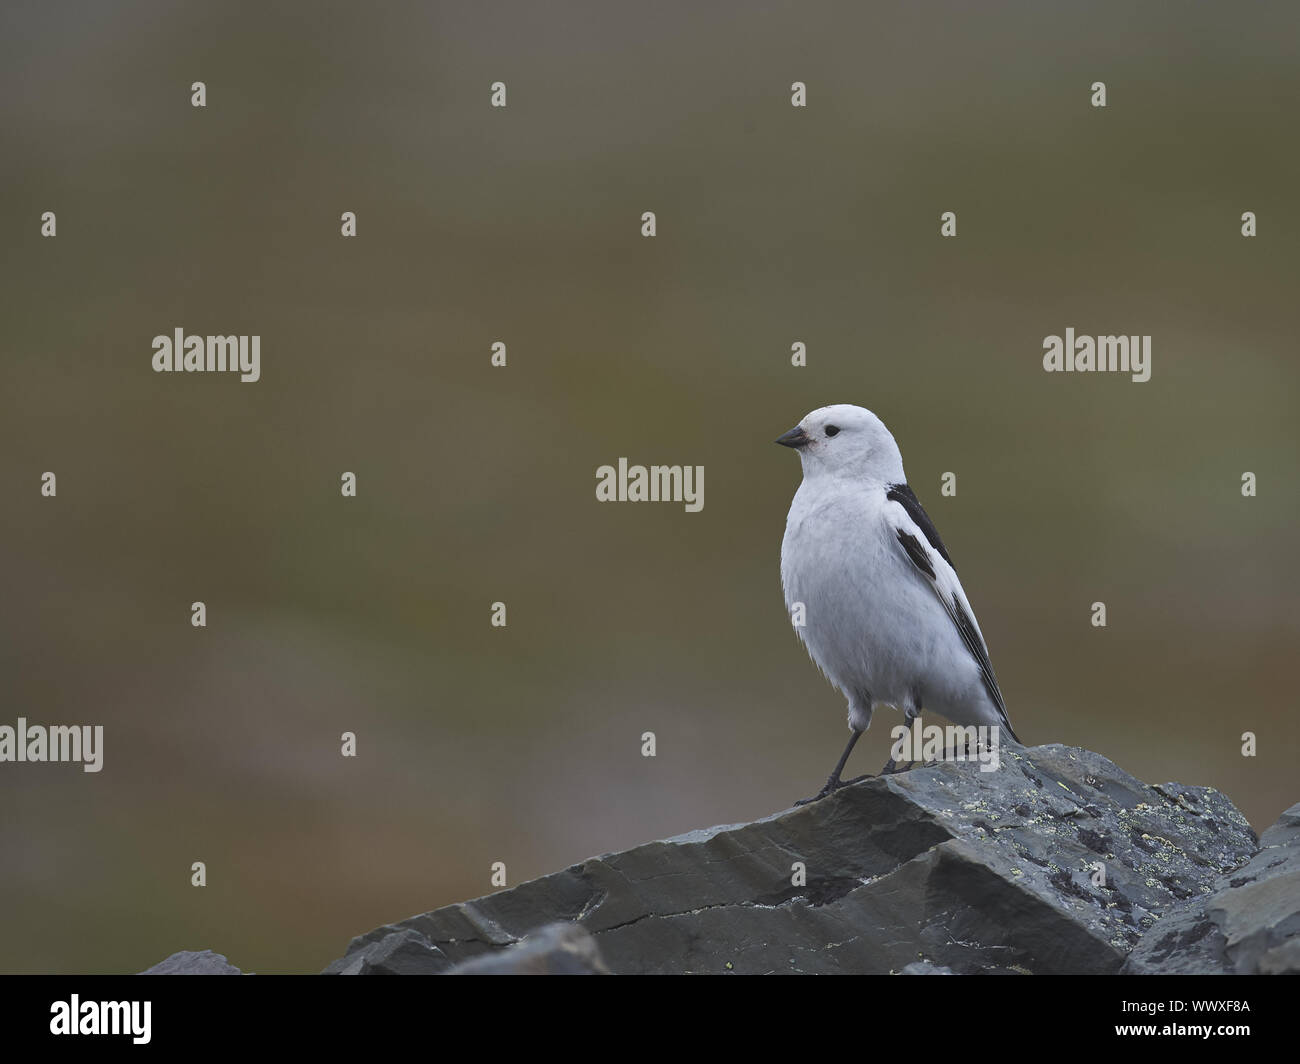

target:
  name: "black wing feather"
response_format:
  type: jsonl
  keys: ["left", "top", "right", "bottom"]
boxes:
{"left": 886, "top": 483, "right": 953, "bottom": 567}
{"left": 894, "top": 529, "right": 935, "bottom": 579}
{"left": 947, "top": 595, "right": 1018, "bottom": 743}
{"left": 886, "top": 484, "right": 1019, "bottom": 743}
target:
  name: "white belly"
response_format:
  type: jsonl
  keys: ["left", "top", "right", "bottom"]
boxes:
{"left": 780, "top": 485, "right": 995, "bottom": 730}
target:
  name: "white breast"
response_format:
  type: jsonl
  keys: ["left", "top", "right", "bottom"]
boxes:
{"left": 780, "top": 479, "right": 995, "bottom": 728}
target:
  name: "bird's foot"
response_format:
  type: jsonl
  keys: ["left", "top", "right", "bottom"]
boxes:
{"left": 794, "top": 772, "right": 872, "bottom": 805}
{"left": 794, "top": 784, "right": 835, "bottom": 806}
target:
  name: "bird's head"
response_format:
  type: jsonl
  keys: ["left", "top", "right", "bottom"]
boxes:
{"left": 775, "top": 404, "right": 905, "bottom": 483}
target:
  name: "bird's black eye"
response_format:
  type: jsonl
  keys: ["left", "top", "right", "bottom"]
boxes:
{"left": 825, "top": 425, "right": 840, "bottom": 437}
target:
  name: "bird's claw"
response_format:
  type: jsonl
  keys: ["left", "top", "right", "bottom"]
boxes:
{"left": 794, "top": 773, "right": 873, "bottom": 805}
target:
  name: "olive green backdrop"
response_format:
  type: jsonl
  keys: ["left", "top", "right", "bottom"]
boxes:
{"left": 2, "top": 0, "right": 1296, "bottom": 972}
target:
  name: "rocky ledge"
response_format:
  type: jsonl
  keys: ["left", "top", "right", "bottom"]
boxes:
{"left": 314, "top": 744, "right": 1297, "bottom": 975}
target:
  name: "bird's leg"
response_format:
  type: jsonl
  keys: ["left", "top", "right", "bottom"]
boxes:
{"left": 880, "top": 706, "right": 920, "bottom": 774}
{"left": 795, "top": 728, "right": 863, "bottom": 805}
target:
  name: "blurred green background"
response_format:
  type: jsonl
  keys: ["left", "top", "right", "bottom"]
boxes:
{"left": 2, "top": 1, "right": 1297, "bottom": 973}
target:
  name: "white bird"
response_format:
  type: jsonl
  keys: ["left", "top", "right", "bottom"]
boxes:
{"left": 777, "top": 404, "right": 1019, "bottom": 802}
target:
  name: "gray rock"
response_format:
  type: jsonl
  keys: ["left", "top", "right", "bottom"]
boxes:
{"left": 322, "top": 928, "right": 450, "bottom": 975}
{"left": 1123, "top": 801, "right": 1300, "bottom": 974}
{"left": 325, "top": 744, "right": 1259, "bottom": 974}
{"left": 447, "top": 922, "right": 608, "bottom": 974}
{"left": 140, "top": 949, "right": 242, "bottom": 975}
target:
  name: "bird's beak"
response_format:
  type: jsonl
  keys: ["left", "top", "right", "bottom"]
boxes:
{"left": 775, "top": 425, "right": 811, "bottom": 449}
